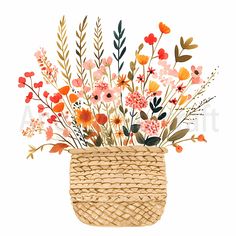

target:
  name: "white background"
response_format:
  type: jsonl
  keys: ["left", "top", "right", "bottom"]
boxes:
{"left": 0, "top": 0, "right": 236, "bottom": 235}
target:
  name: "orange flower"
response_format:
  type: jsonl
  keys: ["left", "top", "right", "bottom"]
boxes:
{"left": 179, "top": 95, "right": 188, "bottom": 106}
{"left": 59, "top": 86, "right": 70, "bottom": 95}
{"left": 149, "top": 81, "right": 160, "bottom": 92}
{"left": 69, "top": 93, "right": 78, "bottom": 103}
{"left": 198, "top": 134, "right": 207, "bottom": 142}
{"left": 175, "top": 145, "right": 183, "bottom": 153}
{"left": 95, "top": 114, "right": 108, "bottom": 125}
{"left": 52, "top": 102, "right": 64, "bottom": 112}
{"left": 136, "top": 54, "right": 149, "bottom": 65}
{"left": 115, "top": 130, "right": 124, "bottom": 138}
{"left": 178, "top": 67, "right": 190, "bottom": 81}
{"left": 159, "top": 22, "right": 171, "bottom": 34}
{"left": 111, "top": 115, "right": 123, "bottom": 127}
{"left": 75, "top": 108, "right": 94, "bottom": 127}
{"left": 117, "top": 75, "right": 130, "bottom": 89}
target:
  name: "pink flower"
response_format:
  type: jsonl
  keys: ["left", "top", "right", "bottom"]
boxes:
{"left": 93, "top": 70, "right": 103, "bottom": 81}
{"left": 103, "top": 89, "right": 115, "bottom": 102}
{"left": 91, "top": 90, "right": 101, "bottom": 104}
{"left": 83, "top": 86, "right": 91, "bottom": 93}
{"left": 125, "top": 91, "right": 148, "bottom": 110}
{"left": 77, "top": 91, "right": 84, "bottom": 98}
{"left": 37, "top": 104, "right": 45, "bottom": 113}
{"left": 63, "top": 128, "right": 70, "bottom": 137}
{"left": 191, "top": 66, "right": 203, "bottom": 84}
{"left": 141, "top": 119, "right": 160, "bottom": 136}
{"left": 112, "top": 73, "right": 117, "bottom": 80}
{"left": 72, "top": 78, "right": 83, "bottom": 87}
{"left": 99, "top": 65, "right": 107, "bottom": 75}
{"left": 46, "top": 126, "right": 53, "bottom": 141}
{"left": 95, "top": 82, "right": 108, "bottom": 91}
{"left": 83, "top": 59, "right": 96, "bottom": 70}
{"left": 102, "top": 56, "right": 113, "bottom": 66}
{"left": 137, "top": 74, "right": 145, "bottom": 83}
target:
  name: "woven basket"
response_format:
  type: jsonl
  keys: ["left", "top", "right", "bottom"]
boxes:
{"left": 69, "top": 146, "right": 167, "bottom": 227}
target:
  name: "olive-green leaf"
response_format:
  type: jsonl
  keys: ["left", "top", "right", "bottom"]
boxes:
{"left": 135, "top": 132, "right": 145, "bottom": 144}
{"left": 175, "top": 45, "right": 179, "bottom": 60}
{"left": 186, "top": 44, "right": 198, "bottom": 50}
{"left": 170, "top": 117, "right": 177, "bottom": 131}
{"left": 162, "top": 128, "right": 169, "bottom": 141}
{"left": 168, "top": 129, "right": 189, "bottom": 142}
{"left": 180, "top": 36, "right": 185, "bottom": 48}
{"left": 140, "top": 110, "right": 148, "bottom": 120}
{"left": 185, "top": 37, "right": 193, "bottom": 46}
{"left": 176, "top": 55, "right": 192, "bottom": 62}
{"left": 95, "top": 135, "right": 103, "bottom": 147}
{"left": 138, "top": 43, "right": 144, "bottom": 52}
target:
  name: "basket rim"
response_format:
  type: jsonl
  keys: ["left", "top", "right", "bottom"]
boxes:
{"left": 69, "top": 146, "right": 168, "bottom": 154}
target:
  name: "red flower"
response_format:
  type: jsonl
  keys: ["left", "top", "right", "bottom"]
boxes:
{"left": 34, "top": 81, "right": 43, "bottom": 88}
{"left": 95, "top": 114, "right": 108, "bottom": 125}
{"left": 47, "top": 115, "right": 57, "bottom": 124}
{"left": 25, "top": 92, "right": 33, "bottom": 103}
{"left": 18, "top": 77, "right": 26, "bottom": 88}
{"left": 147, "top": 67, "right": 156, "bottom": 74}
{"left": 176, "top": 83, "right": 186, "bottom": 93}
{"left": 50, "top": 93, "right": 62, "bottom": 103}
{"left": 169, "top": 98, "right": 178, "bottom": 105}
{"left": 24, "top": 72, "right": 35, "bottom": 78}
{"left": 137, "top": 74, "right": 145, "bottom": 83}
{"left": 144, "top": 33, "right": 157, "bottom": 45}
{"left": 43, "top": 91, "right": 49, "bottom": 98}
{"left": 175, "top": 145, "right": 183, "bottom": 153}
{"left": 158, "top": 48, "right": 168, "bottom": 60}
{"left": 37, "top": 104, "right": 45, "bottom": 113}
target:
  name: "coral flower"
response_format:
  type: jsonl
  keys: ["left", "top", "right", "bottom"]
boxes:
{"left": 111, "top": 115, "right": 123, "bottom": 127}
{"left": 178, "top": 67, "right": 190, "bottom": 81}
{"left": 198, "top": 134, "right": 207, "bottom": 142}
{"left": 141, "top": 119, "right": 160, "bottom": 136}
{"left": 83, "top": 59, "right": 96, "bottom": 70}
{"left": 91, "top": 90, "right": 101, "bottom": 104}
{"left": 149, "top": 81, "right": 160, "bottom": 92}
{"left": 117, "top": 75, "right": 130, "bottom": 89}
{"left": 72, "top": 78, "right": 83, "bottom": 87}
{"left": 102, "top": 56, "right": 113, "bottom": 66}
{"left": 144, "top": 33, "right": 157, "bottom": 45}
{"left": 95, "top": 114, "right": 108, "bottom": 125}
{"left": 125, "top": 91, "right": 148, "bottom": 110}
{"left": 175, "top": 145, "right": 183, "bottom": 153}
{"left": 191, "top": 65, "right": 203, "bottom": 84}
{"left": 95, "top": 82, "right": 109, "bottom": 92}
{"left": 76, "top": 108, "right": 94, "bottom": 127}
{"left": 136, "top": 54, "right": 149, "bottom": 65}
{"left": 103, "top": 89, "right": 115, "bottom": 102}
{"left": 159, "top": 22, "right": 171, "bottom": 34}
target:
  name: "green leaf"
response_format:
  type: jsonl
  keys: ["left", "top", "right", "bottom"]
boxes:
{"left": 118, "top": 20, "right": 122, "bottom": 33}
{"left": 153, "top": 97, "right": 161, "bottom": 107}
{"left": 138, "top": 43, "right": 144, "bottom": 52}
{"left": 170, "top": 117, "right": 177, "bottom": 131}
{"left": 168, "top": 129, "right": 189, "bottom": 142}
{"left": 120, "top": 37, "right": 126, "bottom": 48}
{"left": 152, "top": 107, "right": 162, "bottom": 113}
{"left": 162, "top": 128, "right": 169, "bottom": 141}
{"left": 119, "top": 61, "right": 124, "bottom": 72}
{"left": 158, "top": 112, "right": 167, "bottom": 120}
{"left": 119, "top": 105, "right": 124, "bottom": 114}
{"left": 113, "top": 31, "right": 119, "bottom": 40}
{"left": 140, "top": 110, "right": 148, "bottom": 120}
{"left": 95, "top": 135, "right": 103, "bottom": 147}
{"left": 145, "top": 137, "right": 161, "bottom": 146}
{"left": 176, "top": 55, "right": 192, "bottom": 62}
{"left": 119, "top": 47, "right": 126, "bottom": 59}
{"left": 122, "top": 126, "right": 130, "bottom": 136}
{"left": 175, "top": 45, "right": 179, "bottom": 60}
{"left": 135, "top": 132, "right": 145, "bottom": 144}
{"left": 131, "top": 124, "right": 140, "bottom": 133}
{"left": 113, "top": 40, "right": 118, "bottom": 50}
{"left": 128, "top": 71, "right": 133, "bottom": 80}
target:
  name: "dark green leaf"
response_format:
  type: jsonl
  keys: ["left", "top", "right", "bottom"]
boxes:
{"left": 119, "top": 105, "right": 124, "bottom": 114}
{"left": 122, "top": 126, "right": 130, "bottom": 137}
{"left": 140, "top": 110, "right": 148, "bottom": 120}
{"left": 153, "top": 107, "right": 162, "bottom": 113}
{"left": 120, "top": 37, "right": 126, "bottom": 48}
{"left": 119, "top": 47, "right": 126, "bottom": 59}
{"left": 113, "top": 31, "right": 119, "bottom": 40}
{"left": 135, "top": 132, "right": 145, "bottom": 144}
{"left": 95, "top": 135, "right": 102, "bottom": 147}
{"left": 119, "top": 29, "right": 125, "bottom": 39}
{"left": 149, "top": 102, "right": 154, "bottom": 111}
{"left": 168, "top": 129, "right": 189, "bottom": 142}
{"left": 118, "top": 20, "right": 122, "bottom": 33}
{"left": 170, "top": 117, "right": 177, "bottom": 131}
{"left": 131, "top": 124, "right": 140, "bottom": 133}
{"left": 119, "top": 61, "right": 124, "bottom": 72}
{"left": 158, "top": 112, "right": 167, "bottom": 120}
{"left": 153, "top": 97, "right": 161, "bottom": 107}
{"left": 113, "top": 53, "right": 118, "bottom": 61}
{"left": 113, "top": 40, "right": 118, "bottom": 50}
{"left": 145, "top": 137, "right": 161, "bottom": 146}
{"left": 176, "top": 55, "right": 192, "bottom": 62}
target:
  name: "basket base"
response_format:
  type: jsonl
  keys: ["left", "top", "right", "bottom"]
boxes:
{"left": 72, "top": 200, "right": 166, "bottom": 227}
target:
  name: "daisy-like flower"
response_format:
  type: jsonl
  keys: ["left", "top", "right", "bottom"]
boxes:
{"left": 91, "top": 90, "right": 101, "bottom": 104}
{"left": 176, "top": 83, "right": 186, "bottom": 93}
{"left": 111, "top": 115, "right": 123, "bottom": 127}
{"left": 115, "top": 130, "right": 124, "bottom": 138}
{"left": 147, "top": 67, "right": 156, "bottom": 74}
{"left": 137, "top": 74, "right": 145, "bottom": 83}
{"left": 75, "top": 108, "right": 94, "bottom": 127}
{"left": 117, "top": 75, "right": 130, "bottom": 89}
{"left": 103, "top": 89, "right": 115, "bottom": 102}
{"left": 125, "top": 91, "right": 148, "bottom": 110}
{"left": 169, "top": 98, "right": 178, "bottom": 105}
{"left": 141, "top": 119, "right": 160, "bottom": 136}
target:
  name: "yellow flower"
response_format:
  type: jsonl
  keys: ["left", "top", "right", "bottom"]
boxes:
{"left": 178, "top": 67, "right": 190, "bottom": 81}
{"left": 136, "top": 54, "right": 149, "bottom": 65}
{"left": 179, "top": 95, "right": 188, "bottom": 105}
{"left": 149, "top": 81, "right": 160, "bottom": 92}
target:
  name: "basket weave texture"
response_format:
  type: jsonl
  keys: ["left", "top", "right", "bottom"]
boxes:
{"left": 69, "top": 146, "right": 167, "bottom": 226}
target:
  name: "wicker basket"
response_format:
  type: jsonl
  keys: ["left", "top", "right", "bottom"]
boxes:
{"left": 69, "top": 146, "right": 167, "bottom": 227}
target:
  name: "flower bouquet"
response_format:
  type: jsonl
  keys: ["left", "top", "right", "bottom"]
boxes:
{"left": 18, "top": 16, "right": 216, "bottom": 226}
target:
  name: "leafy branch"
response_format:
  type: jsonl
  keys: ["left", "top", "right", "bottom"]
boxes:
{"left": 94, "top": 17, "right": 104, "bottom": 68}
{"left": 113, "top": 20, "right": 126, "bottom": 75}
{"left": 76, "top": 16, "right": 88, "bottom": 81}
{"left": 174, "top": 37, "right": 198, "bottom": 66}
{"left": 57, "top": 16, "right": 72, "bottom": 83}
{"left": 27, "top": 144, "right": 54, "bottom": 159}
